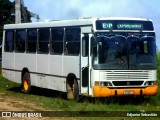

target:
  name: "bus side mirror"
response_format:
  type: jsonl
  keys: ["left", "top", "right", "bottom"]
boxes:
{"left": 91, "top": 36, "right": 97, "bottom": 57}
{"left": 91, "top": 36, "right": 97, "bottom": 47}
{"left": 93, "top": 46, "right": 97, "bottom": 57}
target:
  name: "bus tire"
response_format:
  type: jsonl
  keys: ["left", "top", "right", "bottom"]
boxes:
{"left": 73, "top": 79, "right": 79, "bottom": 101}
{"left": 66, "top": 82, "right": 74, "bottom": 100}
{"left": 66, "top": 78, "right": 79, "bottom": 101}
{"left": 22, "top": 72, "right": 31, "bottom": 94}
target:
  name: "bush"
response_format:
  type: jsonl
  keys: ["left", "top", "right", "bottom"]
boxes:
{"left": 157, "top": 51, "right": 160, "bottom": 81}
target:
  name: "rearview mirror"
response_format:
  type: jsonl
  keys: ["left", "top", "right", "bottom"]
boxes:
{"left": 91, "top": 36, "right": 97, "bottom": 47}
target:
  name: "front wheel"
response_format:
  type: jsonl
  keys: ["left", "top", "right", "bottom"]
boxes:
{"left": 22, "top": 72, "right": 31, "bottom": 94}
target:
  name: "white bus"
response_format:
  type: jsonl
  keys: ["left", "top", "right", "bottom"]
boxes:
{"left": 2, "top": 17, "right": 158, "bottom": 100}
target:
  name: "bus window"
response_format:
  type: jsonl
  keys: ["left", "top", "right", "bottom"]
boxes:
{"left": 15, "top": 30, "right": 26, "bottom": 52}
{"left": 38, "top": 28, "right": 50, "bottom": 53}
{"left": 26, "top": 29, "right": 37, "bottom": 53}
{"left": 65, "top": 27, "right": 80, "bottom": 55}
{"left": 51, "top": 28, "right": 64, "bottom": 54}
{"left": 82, "top": 34, "right": 89, "bottom": 57}
{"left": 5, "top": 30, "right": 14, "bottom": 52}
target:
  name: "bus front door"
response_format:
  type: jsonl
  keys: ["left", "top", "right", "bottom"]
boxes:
{"left": 80, "top": 33, "right": 92, "bottom": 95}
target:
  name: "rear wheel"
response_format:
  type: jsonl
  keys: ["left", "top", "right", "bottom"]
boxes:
{"left": 22, "top": 72, "right": 31, "bottom": 94}
{"left": 66, "top": 79, "right": 79, "bottom": 101}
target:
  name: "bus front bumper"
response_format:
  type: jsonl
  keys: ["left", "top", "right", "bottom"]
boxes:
{"left": 93, "top": 85, "right": 158, "bottom": 97}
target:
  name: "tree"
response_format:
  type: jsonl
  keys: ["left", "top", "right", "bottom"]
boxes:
{"left": 0, "top": 0, "right": 14, "bottom": 43}
{"left": 21, "top": 4, "right": 40, "bottom": 23}
{"left": 0, "top": 0, "right": 40, "bottom": 43}
{"left": 30, "top": 12, "right": 40, "bottom": 22}
{"left": 0, "top": 0, "right": 15, "bottom": 24}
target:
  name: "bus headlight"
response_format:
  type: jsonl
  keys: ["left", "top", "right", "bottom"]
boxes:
{"left": 94, "top": 81, "right": 112, "bottom": 86}
{"left": 100, "top": 82, "right": 112, "bottom": 86}
{"left": 144, "top": 81, "right": 156, "bottom": 86}
{"left": 145, "top": 81, "right": 149, "bottom": 86}
{"left": 150, "top": 81, "right": 155, "bottom": 85}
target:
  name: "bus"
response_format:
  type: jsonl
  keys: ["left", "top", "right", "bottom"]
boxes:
{"left": 2, "top": 17, "right": 158, "bottom": 100}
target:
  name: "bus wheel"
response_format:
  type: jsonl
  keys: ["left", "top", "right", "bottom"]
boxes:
{"left": 67, "top": 79, "right": 79, "bottom": 101}
{"left": 22, "top": 72, "right": 31, "bottom": 94}
{"left": 73, "top": 79, "right": 79, "bottom": 101}
{"left": 66, "top": 83, "right": 74, "bottom": 100}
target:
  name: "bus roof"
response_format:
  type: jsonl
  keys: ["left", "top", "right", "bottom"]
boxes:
{"left": 3, "top": 17, "right": 152, "bottom": 30}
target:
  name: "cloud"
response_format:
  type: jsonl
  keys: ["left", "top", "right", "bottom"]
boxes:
{"left": 10, "top": 0, "right": 160, "bottom": 49}
{"left": 11, "top": 0, "right": 160, "bottom": 21}
{"left": 80, "top": 0, "right": 149, "bottom": 18}
{"left": 24, "top": 0, "right": 154, "bottom": 20}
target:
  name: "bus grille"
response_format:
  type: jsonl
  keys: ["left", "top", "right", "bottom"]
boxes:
{"left": 112, "top": 81, "right": 143, "bottom": 86}
{"left": 99, "top": 70, "right": 155, "bottom": 86}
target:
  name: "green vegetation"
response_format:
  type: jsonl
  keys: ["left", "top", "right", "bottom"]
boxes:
{"left": 0, "top": 76, "right": 160, "bottom": 119}
{"left": 0, "top": 0, "right": 40, "bottom": 42}
{"left": 0, "top": 75, "right": 159, "bottom": 111}
{"left": 157, "top": 51, "right": 160, "bottom": 81}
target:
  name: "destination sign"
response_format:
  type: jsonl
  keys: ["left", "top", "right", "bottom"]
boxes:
{"left": 117, "top": 23, "right": 143, "bottom": 29}
{"left": 96, "top": 20, "right": 153, "bottom": 30}
{"left": 102, "top": 23, "right": 113, "bottom": 29}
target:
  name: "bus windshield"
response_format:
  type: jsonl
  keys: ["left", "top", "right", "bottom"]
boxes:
{"left": 92, "top": 33, "right": 156, "bottom": 70}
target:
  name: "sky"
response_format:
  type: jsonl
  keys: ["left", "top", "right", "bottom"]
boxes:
{"left": 10, "top": 0, "right": 160, "bottom": 49}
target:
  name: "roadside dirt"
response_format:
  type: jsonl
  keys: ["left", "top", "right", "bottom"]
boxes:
{"left": 0, "top": 93, "right": 72, "bottom": 120}
{"left": 0, "top": 93, "right": 46, "bottom": 111}
{"left": 0, "top": 92, "right": 47, "bottom": 120}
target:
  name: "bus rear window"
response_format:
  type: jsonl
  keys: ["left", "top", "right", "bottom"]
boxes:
{"left": 5, "top": 30, "right": 14, "bottom": 52}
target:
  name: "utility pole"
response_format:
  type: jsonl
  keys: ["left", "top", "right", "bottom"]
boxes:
{"left": 15, "top": 0, "right": 21, "bottom": 23}
{"left": 15, "top": 0, "right": 29, "bottom": 23}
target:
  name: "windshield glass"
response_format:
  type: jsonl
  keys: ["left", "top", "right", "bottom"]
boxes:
{"left": 93, "top": 33, "right": 156, "bottom": 70}
{"left": 93, "top": 35, "right": 127, "bottom": 69}
{"left": 128, "top": 36, "right": 156, "bottom": 69}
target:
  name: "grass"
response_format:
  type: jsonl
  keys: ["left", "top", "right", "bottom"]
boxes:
{"left": 157, "top": 51, "right": 160, "bottom": 82}
{"left": 0, "top": 78, "right": 160, "bottom": 120}
{"left": 0, "top": 76, "right": 160, "bottom": 110}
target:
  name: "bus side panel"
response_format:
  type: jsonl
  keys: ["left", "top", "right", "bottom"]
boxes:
{"left": 2, "top": 52, "right": 15, "bottom": 82}
{"left": 63, "top": 56, "right": 80, "bottom": 91}
{"left": 36, "top": 54, "right": 50, "bottom": 88}
{"left": 14, "top": 53, "right": 37, "bottom": 84}
{"left": 49, "top": 55, "right": 64, "bottom": 92}
{"left": 2, "top": 70, "right": 15, "bottom": 83}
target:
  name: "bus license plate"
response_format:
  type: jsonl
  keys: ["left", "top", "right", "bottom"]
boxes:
{"left": 124, "top": 90, "right": 134, "bottom": 95}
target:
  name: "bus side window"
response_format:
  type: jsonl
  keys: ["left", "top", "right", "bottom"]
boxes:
{"left": 5, "top": 30, "right": 14, "bottom": 52}
{"left": 38, "top": 28, "right": 50, "bottom": 53}
{"left": 82, "top": 34, "right": 89, "bottom": 57}
{"left": 26, "top": 29, "right": 37, "bottom": 53}
{"left": 51, "top": 28, "right": 64, "bottom": 54}
{"left": 65, "top": 27, "right": 80, "bottom": 55}
{"left": 15, "top": 30, "right": 26, "bottom": 52}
